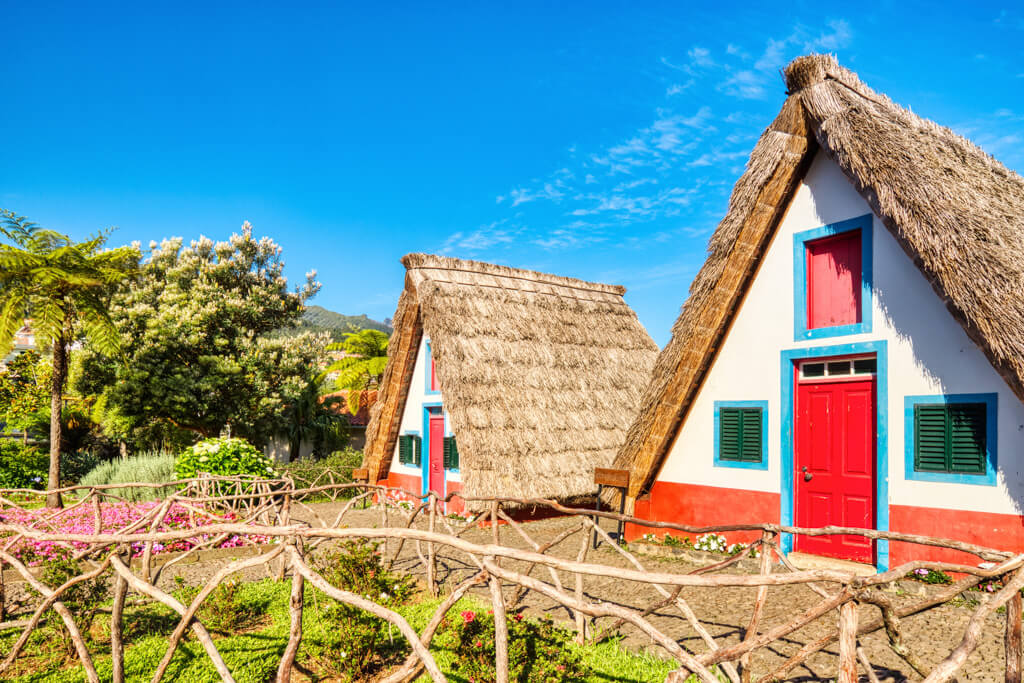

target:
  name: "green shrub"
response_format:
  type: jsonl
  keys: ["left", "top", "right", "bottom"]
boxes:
{"left": 31, "top": 550, "right": 110, "bottom": 657}
{"left": 78, "top": 452, "right": 176, "bottom": 501}
{"left": 174, "top": 437, "right": 277, "bottom": 481}
{"left": 280, "top": 447, "right": 364, "bottom": 497}
{"left": 61, "top": 450, "right": 105, "bottom": 485}
{"left": 304, "top": 539, "right": 416, "bottom": 679}
{"left": 910, "top": 568, "right": 953, "bottom": 585}
{"left": 0, "top": 441, "right": 48, "bottom": 489}
{"left": 436, "top": 609, "right": 588, "bottom": 682}
{"left": 172, "top": 576, "right": 266, "bottom": 634}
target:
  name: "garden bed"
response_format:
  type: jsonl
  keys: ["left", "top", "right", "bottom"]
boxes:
{"left": 0, "top": 501, "right": 272, "bottom": 566}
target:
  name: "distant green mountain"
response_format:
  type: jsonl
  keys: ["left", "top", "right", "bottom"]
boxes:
{"left": 295, "top": 305, "right": 392, "bottom": 339}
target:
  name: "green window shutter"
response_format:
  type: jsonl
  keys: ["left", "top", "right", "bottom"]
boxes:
{"left": 719, "top": 408, "right": 741, "bottom": 461}
{"left": 443, "top": 436, "right": 459, "bottom": 470}
{"left": 719, "top": 407, "right": 764, "bottom": 463}
{"left": 739, "top": 408, "right": 763, "bottom": 463}
{"left": 914, "top": 405, "right": 948, "bottom": 472}
{"left": 949, "top": 403, "right": 986, "bottom": 474}
{"left": 914, "top": 403, "right": 986, "bottom": 475}
{"left": 398, "top": 435, "right": 412, "bottom": 465}
{"left": 413, "top": 435, "right": 422, "bottom": 467}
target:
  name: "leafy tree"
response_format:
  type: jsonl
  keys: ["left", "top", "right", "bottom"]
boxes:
{"left": 0, "top": 210, "right": 139, "bottom": 507}
{"left": 76, "top": 223, "right": 322, "bottom": 448}
{"left": 0, "top": 349, "right": 48, "bottom": 440}
{"left": 326, "top": 328, "right": 389, "bottom": 413}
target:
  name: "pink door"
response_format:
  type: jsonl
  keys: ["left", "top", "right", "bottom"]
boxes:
{"left": 795, "top": 376, "right": 876, "bottom": 563}
{"left": 428, "top": 412, "right": 445, "bottom": 496}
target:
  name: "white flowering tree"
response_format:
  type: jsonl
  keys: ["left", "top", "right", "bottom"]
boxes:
{"left": 75, "top": 223, "right": 324, "bottom": 450}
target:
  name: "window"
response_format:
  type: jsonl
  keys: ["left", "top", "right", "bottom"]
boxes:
{"left": 904, "top": 393, "right": 997, "bottom": 485}
{"left": 807, "top": 230, "right": 861, "bottom": 329}
{"left": 914, "top": 404, "right": 986, "bottom": 475}
{"left": 793, "top": 215, "right": 873, "bottom": 341}
{"left": 443, "top": 436, "right": 459, "bottom": 470}
{"left": 799, "top": 357, "right": 876, "bottom": 380}
{"left": 398, "top": 434, "right": 422, "bottom": 467}
{"left": 425, "top": 340, "right": 440, "bottom": 394}
{"left": 714, "top": 401, "right": 768, "bottom": 470}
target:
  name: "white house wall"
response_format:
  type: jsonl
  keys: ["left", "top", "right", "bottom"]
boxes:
{"left": 656, "top": 150, "right": 1024, "bottom": 516}
{"left": 388, "top": 336, "right": 459, "bottom": 483}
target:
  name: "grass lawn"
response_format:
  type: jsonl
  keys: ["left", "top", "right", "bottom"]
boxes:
{"left": 3, "top": 574, "right": 681, "bottom": 682}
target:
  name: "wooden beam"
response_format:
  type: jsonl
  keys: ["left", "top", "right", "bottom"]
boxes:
{"left": 594, "top": 468, "right": 630, "bottom": 489}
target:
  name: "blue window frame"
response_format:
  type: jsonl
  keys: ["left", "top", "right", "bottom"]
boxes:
{"left": 793, "top": 214, "right": 873, "bottom": 341}
{"left": 903, "top": 393, "right": 997, "bottom": 486}
{"left": 425, "top": 339, "right": 441, "bottom": 395}
{"left": 713, "top": 401, "right": 769, "bottom": 470}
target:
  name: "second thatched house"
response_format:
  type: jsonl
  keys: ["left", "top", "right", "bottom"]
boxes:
{"left": 612, "top": 54, "right": 1024, "bottom": 570}
{"left": 361, "top": 253, "right": 658, "bottom": 513}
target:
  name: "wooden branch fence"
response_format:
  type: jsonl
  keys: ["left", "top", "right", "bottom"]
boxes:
{"left": 1, "top": 477, "right": 1022, "bottom": 682}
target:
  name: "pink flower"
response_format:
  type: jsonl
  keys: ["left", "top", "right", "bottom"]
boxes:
{"left": 461, "top": 610, "right": 476, "bottom": 623}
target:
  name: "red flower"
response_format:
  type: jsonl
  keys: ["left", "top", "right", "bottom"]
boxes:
{"left": 475, "top": 640, "right": 483, "bottom": 648}
{"left": 513, "top": 613, "right": 524, "bottom": 621}
{"left": 461, "top": 610, "right": 476, "bottom": 623}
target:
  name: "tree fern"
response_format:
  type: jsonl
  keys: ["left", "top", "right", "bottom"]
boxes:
{"left": 0, "top": 209, "right": 139, "bottom": 507}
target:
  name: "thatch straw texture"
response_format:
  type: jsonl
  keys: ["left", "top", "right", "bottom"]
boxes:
{"left": 363, "top": 254, "right": 658, "bottom": 508}
{"left": 614, "top": 53, "right": 1024, "bottom": 500}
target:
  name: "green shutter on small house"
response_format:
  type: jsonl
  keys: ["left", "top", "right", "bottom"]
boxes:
{"left": 398, "top": 435, "right": 412, "bottom": 465}
{"left": 443, "top": 436, "right": 459, "bottom": 470}
{"left": 719, "top": 407, "right": 763, "bottom": 463}
{"left": 914, "top": 403, "right": 986, "bottom": 475}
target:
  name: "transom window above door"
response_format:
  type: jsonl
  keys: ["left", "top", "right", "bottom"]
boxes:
{"left": 793, "top": 215, "right": 873, "bottom": 341}
{"left": 799, "top": 356, "right": 876, "bottom": 380}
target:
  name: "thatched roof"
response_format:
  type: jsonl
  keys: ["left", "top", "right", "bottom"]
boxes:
{"left": 362, "top": 253, "right": 658, "bottom": 507}
{"left": 613, "top": 53, "right": 1024, "bottom": 500}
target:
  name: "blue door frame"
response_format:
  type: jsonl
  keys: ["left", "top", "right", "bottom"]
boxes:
{"left": 779, "top": 339, "right": 889, "bottom": 570}
{"left": 421, "top": 401, "right": 445, "bottom": 499}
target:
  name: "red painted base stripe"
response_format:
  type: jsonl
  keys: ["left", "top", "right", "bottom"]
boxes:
{"left": 626, "top": 480, "right": 779, "bottom": 545}
{"left": 626, "top": 480, "right": 1024, "bottom": 565}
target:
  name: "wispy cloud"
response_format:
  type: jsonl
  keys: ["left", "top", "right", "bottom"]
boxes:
{"left": 438, "top": 220, "right": 521, "bottom": 255}
{"left": 445, "top": 19, "right": 856, "bottom": 256}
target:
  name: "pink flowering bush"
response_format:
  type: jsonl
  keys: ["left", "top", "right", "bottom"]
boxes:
{"left": 0, "top": 501, "right": 272, "bottom": 565}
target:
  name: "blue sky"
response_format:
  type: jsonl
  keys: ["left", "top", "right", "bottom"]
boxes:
{"left": 3, "top": 2, "right": 1022, "bottom": 344}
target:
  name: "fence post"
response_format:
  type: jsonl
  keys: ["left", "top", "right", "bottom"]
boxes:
{"left": 838, "top": 600, "right": 859, "bottom": 683}
{"left": 489, "top": 566, "right": 509, "bottom": 683}
{"left": 1008, "top": 590, "right": 1022, "bottom": 683}
{"left": 740, "top": 531, "right": 773, "bottom": 682}
{"left": 276, "top": 491, "right": 292, "bottom": 582}
{"left": 110, "top": 574, "right": 128, "bottom": 683}
{"left": 427, "top": 494, "right": 438, "bottom": 597}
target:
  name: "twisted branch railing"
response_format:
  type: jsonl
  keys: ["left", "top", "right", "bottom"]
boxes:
{"left": 0, "top": 478, "right": 1021, "bottom": 682}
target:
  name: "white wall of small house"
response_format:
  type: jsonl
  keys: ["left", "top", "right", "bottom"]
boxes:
{"left": 656, "top": 150, "right": 1024, "bottom": 516}
{"left": 389, "top": 335, "right": 460, "bottom": 482}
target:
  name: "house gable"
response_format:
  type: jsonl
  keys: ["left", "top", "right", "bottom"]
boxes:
{"left": 616, "top": 54, "right": 1024, "bottom": 502}
{"left": 652, "top": 150, "right": 1024, "bottom": 521}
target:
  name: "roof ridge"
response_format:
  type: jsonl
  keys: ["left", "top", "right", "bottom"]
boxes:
{"left": 401, "top": 252, "right": 627, "bottom": 296}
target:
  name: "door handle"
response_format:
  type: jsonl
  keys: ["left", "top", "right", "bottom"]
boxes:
{"left": 801, "top": 466, "right": 813, "bottom": 482}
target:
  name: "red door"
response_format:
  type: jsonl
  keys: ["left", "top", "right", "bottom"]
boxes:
{"left": 428, "top": 411, "right": 445, "bottom": 496}
{"left": 795, "top": 376, "right": 876, "bottom": 562}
